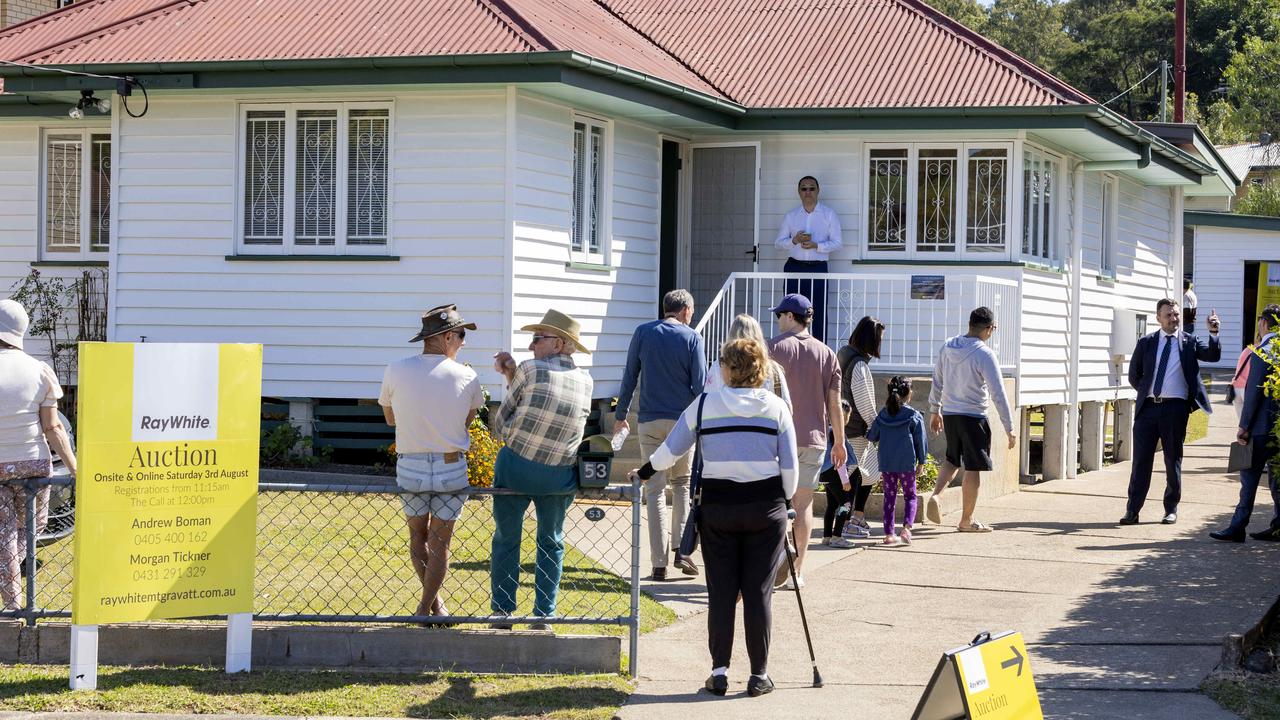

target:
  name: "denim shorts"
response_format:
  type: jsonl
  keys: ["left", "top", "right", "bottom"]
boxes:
{"left": 396, "top": 452, "right": 470, "bottom": 521}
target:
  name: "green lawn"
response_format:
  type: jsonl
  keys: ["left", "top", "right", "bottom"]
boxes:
{"left": 1186, "top": 410, "right": 1210, "bottom": 444}
{"left": 1204, "top": 674, "right": 1280, "bottom": 720}
{"left": 33, "top": 492, "right": 674, "bottom": 636}
{"left": 0, "top": 665, "right": 632, "bottom": 720}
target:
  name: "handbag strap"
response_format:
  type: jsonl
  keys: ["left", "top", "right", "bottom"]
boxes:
{"left": 691, "top": 393, "right": 707, "bottom": 506}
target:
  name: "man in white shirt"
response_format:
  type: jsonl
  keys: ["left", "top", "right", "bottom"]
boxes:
{"left": 1120, "top": 298, "right": 1220, "bottom": 526}
{"left": 380, "top": 304, "right": 485, "bottom": 621}
{"left": 774, "top": 176, "right": 843, "bottom": 342}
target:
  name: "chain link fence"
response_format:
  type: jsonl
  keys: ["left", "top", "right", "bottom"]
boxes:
{"left": 2, "top": 476, "right": 642, "bottom": 676}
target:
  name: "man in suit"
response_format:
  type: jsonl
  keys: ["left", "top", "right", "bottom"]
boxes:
{"left": 1120, "top": 298, "right": 1221, "bottom": 526}
{"left": 1210, "top": 304, "right": 1280, "bottom": 543}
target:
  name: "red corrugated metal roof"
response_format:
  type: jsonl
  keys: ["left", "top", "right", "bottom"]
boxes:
{"left": 605, "top": 0, "right": 1094, "bottom": 107}
{"left": 0, "top": 0, "right": 1094, "bottom": 108}
{"left": 0, "top": 0, "right": 722, "bottom": 97}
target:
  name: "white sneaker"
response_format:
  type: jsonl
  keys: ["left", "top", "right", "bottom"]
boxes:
{"left": 829, "top": 537, "right": 856, "bottom": 549}
{"left": 846, "top": 524, "right": 871, "bottom": 539}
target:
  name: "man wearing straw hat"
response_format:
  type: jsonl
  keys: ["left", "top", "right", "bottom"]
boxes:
{"left": 379, "top": 304, "right": 484, "bottom": 623}
{"left": 490, "top": 309, "right": 594, "bottom": 629}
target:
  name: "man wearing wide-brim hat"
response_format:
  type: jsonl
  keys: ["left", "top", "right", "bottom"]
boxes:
{"left": 379, "top": 303, "right": 484, "bottom": 623}
{"left": 489, "top": 309, "right": 594, "bottom": 629}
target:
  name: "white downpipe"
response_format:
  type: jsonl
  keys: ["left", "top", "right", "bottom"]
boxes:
{"left": 1067, "top": 162, "right": 1085, "bottom": 479}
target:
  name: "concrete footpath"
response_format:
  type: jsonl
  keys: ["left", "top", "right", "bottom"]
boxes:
{"left": 617, "top": 391, "right": 1280, "bottom": 719}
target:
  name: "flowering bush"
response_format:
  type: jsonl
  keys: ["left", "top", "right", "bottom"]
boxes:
{"left": 466, "top": 417, "right": 503, "bottom": 488}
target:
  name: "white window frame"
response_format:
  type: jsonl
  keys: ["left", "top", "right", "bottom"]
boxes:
{"left": 570, "top": 114, "right": 612, "bottom": 265}
{"left": 863, "top": 141, "right": 1014, "bottom": 261}
{"left": 1100, "top": 173, "right": 1118, "bottom": 277}
{"left": 1020, "top": 144, "right": 1063, "bottom": 264}
{"left": 39, "top": 128, "right": 111, "bottom": 262}
{"left": 235, "top": 102, "right": 393, "bottom": 255}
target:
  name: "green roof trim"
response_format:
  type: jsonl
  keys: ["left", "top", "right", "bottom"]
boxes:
{"left": 1185, "top": 211, "right": 1280, "bottom": 232}
{"left": 0, "top": 51, "right": 1214, "bottom": 178}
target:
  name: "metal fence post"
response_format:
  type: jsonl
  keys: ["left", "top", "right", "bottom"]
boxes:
{"left": 628, "top": 473, "right": 641, "bottom": 680}
{"left": 24, "top": 478, "right": 38, "bottom": 627}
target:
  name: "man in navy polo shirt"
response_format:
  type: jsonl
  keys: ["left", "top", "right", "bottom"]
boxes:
{"left": 616, "top": 289, "right": 707, "bottom": 581}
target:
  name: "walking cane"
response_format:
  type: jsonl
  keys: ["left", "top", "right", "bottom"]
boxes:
{"left": 784, "top": 501, "right": 823, "bottom": 688}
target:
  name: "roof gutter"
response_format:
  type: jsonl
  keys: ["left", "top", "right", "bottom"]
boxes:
{"left": 1082, "top": 142, "right": 1151, "bottom": 171}
{"left": 0, "top": 51, "right": 747, "bottom": 117}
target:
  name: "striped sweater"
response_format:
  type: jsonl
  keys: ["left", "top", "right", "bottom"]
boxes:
{"left": 648, "top": 387, "right": 799, "bottom": 499}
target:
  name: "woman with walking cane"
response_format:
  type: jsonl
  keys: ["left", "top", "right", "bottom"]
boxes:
{"left": 630, "top": 338, "right": 798, "bottom": 697}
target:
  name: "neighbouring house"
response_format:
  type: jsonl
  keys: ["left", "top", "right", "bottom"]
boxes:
{"left": 0, "top": 0, "right": 1238, "bottom": 485}
{"left": 1185, "top": 212, "right": 1280, "bottom": 368}
{"left": 1214, "top": 135, "right": 1280, "bottom": 209}
{"left": 0, "top": 0, "right": 61, "bottom": 29}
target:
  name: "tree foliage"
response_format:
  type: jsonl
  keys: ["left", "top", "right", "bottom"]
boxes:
{"left": 1235, "top": 180, "right": 1280, "bottom": 217}
{"left": 924, "top": 0, "right": 1280, "bottom": 140}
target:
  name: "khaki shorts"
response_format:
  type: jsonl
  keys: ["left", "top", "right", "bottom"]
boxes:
{"left": 796, "top": 446, "right": 825, "bottom": 491}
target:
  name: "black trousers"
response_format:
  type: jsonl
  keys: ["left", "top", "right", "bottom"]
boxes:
{"left": 1126, "top": 400, "right": 1191, "bottom": 516}
{"left": 783, "top": 258, "right": 827, "bottom": 343}
{"left": 821, "top": 467, "right": 869, "bottom": 536}
{"left": 700, "top": 497, "right": 787, "bottom": 676}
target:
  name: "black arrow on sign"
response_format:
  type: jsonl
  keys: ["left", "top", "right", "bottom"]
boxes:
{"left": 1001, "top": 646, "right": 1024, "bottom": 676}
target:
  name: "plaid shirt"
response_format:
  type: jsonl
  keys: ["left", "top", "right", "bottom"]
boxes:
{"left": 497, "top": 354, "right": 594, "bottom": 467}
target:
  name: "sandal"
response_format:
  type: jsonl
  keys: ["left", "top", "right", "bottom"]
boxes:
{"left": 899, "top": 527, "right": 912, "bottom": 545}
{"left": 957, "top": 521, "right": 993, "bottom": 533}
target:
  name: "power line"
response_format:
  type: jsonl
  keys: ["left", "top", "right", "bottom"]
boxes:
{"left": 1101, "top": 65, "right": 1163, "bottom": 108}
{"left": 0, "top": 57, "right": 128, "bottom": 82}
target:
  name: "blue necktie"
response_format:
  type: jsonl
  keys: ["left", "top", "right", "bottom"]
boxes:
{"left": 1152, "top": 335, "right": 1173, "bottom": 398}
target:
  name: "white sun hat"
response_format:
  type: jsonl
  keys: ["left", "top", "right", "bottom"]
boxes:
{"left": 0, "top": 298, "right": 30, "bottom": 350}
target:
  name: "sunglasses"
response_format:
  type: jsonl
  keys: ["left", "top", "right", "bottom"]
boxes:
{"left": 451, "top": 329, "right": 466, "bottom": 340}
{"left": 531, "top": 334, "right": 560, "bottom": 343}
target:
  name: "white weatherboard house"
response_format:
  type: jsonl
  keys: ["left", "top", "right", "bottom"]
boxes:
{"left": 0, "top": 0, "right": 1237, "bottom": 481}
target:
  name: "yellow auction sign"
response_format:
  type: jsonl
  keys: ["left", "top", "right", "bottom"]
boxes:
{"left": 1260, "top": 263, "right": 1280, "bottom": 311}
{"left": 912, "top": 631, "right": 1043, "bottom": 720}
{"left": 71, "top": 343, "right": 262, "bottom": 625}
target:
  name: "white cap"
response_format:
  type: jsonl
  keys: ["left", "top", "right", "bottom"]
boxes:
{"left": 0, "top": 298, "right": 30, "bottom": 350}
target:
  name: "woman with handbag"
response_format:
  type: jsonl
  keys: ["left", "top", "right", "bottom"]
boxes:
{"left": 837, "top": 316, "right": 884, "bottom": 537}
{"left": 630, "top": 338, "right": 798, "bottom": 697}
{"left": 0, "top": 300, "right": 77, "bottom": 611}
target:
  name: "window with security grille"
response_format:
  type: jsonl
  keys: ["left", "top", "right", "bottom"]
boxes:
{"left": 865, "top": 143, "right": 1010, "bottom": 258}
{"left": 42, "top": 130, "right": 110, "bottom": 259}
{"left": 571, "top": 116, "right": 608, "bottom": 260}
{"left": 240, "top": 104, "right": 390, "bottom": 253}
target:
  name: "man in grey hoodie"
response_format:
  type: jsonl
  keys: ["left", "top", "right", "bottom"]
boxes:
{"left": 924, "top": 307, "right": 1016, "bottom": 532}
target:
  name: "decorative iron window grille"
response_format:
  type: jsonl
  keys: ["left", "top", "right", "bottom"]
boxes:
{"left": 868, "top": 148, "right": 908, "bottom": 252}
{"left": 240, "top": 105, "right": 390, "bottom": 252}
{"left": 966, "top": 148, "right": 1007, "bottom": 253}
{"left": 868, "top": 144, "right": 1009, "bottom": 257}
{"left": 917, "top": 149, "right": 957, "bottom": 253}
{"left": 42, "top": 131, "right": 110, "bottom": 258}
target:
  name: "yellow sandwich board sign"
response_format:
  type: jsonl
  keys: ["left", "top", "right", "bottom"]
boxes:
{"left": 71, "top": 343, "right": 262, "bottom": 625}
{"left": 912, "top": 630, "right": 1043, "bottom": 720}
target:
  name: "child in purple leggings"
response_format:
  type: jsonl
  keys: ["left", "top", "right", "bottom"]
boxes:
{"left": 867, "top": 377, "right": 927, "bottom": 545}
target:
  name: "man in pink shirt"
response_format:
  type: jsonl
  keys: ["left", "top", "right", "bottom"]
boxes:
{"left": 767, "top": 294, "right": 845, "bottom": 587}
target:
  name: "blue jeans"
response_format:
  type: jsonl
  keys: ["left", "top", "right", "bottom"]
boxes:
{"left": 1227, "top": 438, "right": 1280, "bottom": 533}
{"left": 490, "top": 447, "right": 576, "bottom": 617}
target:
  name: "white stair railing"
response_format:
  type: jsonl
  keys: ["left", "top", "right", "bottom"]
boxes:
{"left": 695, "top": 272, "right": 1020, "bottom": 373}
